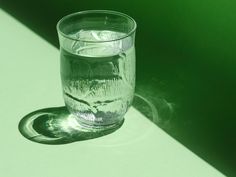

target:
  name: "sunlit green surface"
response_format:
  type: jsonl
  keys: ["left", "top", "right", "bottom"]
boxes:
{"left": 0, "top": 10, "right": 224, "bottom": 177}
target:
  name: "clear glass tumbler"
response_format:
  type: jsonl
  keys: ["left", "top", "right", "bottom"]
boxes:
{"left": 57, "top": 10, "right": 136, "bottom": 129}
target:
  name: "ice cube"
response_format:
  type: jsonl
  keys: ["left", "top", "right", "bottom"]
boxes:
{"left": 76, "top": 30, "right": 124, "bottom": 42}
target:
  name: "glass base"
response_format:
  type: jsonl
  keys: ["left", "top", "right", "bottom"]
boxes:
{"left": 75, "top": 118, "right": 124, "bottom": 131}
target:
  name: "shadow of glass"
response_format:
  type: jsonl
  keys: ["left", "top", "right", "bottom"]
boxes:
{"left": 18, "top": 94, "right": 167, "bottom": 145}
{"left": 133, "top": 93, "right": 175, "bottom": 131}
{"left": 19, "top": 107, "right": 123, "bottom": 145}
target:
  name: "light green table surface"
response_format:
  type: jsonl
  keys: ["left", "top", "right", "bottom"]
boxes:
{"left": 0, "top": 9, "right": 224, "bottom": 177}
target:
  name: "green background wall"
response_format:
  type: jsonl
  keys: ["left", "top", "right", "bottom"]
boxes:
{"left": 1, "top": 0, "right": 236, "bottom": 176}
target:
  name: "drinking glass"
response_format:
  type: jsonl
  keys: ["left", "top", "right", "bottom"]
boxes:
{"left": 57, "top": 10, "right": 136, "bottom": 129}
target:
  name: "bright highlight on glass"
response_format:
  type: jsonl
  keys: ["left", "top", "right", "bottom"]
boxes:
{"left": 57, "top": 10, "right": 137, "bottom": 129}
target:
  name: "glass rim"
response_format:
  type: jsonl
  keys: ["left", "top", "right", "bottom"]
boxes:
{"left": 56, "top": 10, "right": 137, "bottom": 43}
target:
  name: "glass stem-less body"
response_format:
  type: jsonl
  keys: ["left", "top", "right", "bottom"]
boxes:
{"left": 57, "top": 11, "right": 136, "bottom": 128}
